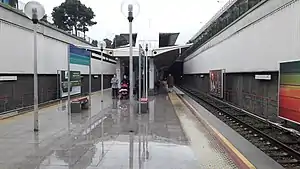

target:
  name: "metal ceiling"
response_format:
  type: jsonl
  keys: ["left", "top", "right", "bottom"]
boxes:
{"left": 159, "top": 33, "right": 180, "bottom": 48}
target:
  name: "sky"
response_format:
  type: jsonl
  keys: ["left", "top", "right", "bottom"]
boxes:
{"left": 21, "top": 0, "right": 228, "bottom": 45}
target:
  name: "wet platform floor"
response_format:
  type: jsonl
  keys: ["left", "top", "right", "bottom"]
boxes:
{"left": 0, "top": 90, "right": 239, "bottom": 169}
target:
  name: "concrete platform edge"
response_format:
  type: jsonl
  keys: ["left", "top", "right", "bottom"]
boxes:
{"left": 176, "top": 94, "right": 256, "bottom": 169}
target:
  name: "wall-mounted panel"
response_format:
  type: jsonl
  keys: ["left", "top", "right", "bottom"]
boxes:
{"left": 209, "top": 69, "right": 225, "bottom": 98}
{"left": 279, "top": 60, "right": 300, "bottom": 124}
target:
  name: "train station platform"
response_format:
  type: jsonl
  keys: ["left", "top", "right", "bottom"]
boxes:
{"left": 176, "top": 87, "right": 285, "bottom": 169}
{"left": 0, "top": 88, "right": 275, "bottom": 169}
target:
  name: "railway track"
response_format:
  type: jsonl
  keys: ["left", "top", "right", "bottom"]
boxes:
{"left": 178, "top": 86, "right": 300, "bottom": 169}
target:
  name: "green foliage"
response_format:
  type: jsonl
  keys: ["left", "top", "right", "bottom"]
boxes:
{"left": 41, "top": 14, "right": 48, "bottom": 23}
{"left": 1, "top": 0, "right": 18, "bottom": 8}
{"left": 112, "top": 35, "right": 129, "bottom": 48}
{"left": 103, "top": 38, "right": 112, "bottom": 48}
{"left": 91, "top": 40, "right": 98, "bottom": 47}
{"left": 51, "top": 0, "right": 96, "bottom": 36}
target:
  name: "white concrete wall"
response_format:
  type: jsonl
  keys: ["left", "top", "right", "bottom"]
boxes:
{"left": 0, "top": 5, "right": 115, "bottom": 75}
{"left": 184, "top": 0, "right": 300, "bottom": 74}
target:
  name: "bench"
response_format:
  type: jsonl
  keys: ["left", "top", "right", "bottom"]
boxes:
{"left": 70, "top": 97, "right": 89, "bottom": 113}
{"left": 173, "top": 87, "right": 185, "bottom": 96}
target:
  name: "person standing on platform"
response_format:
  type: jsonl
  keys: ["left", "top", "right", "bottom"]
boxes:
{"left": 167, "top": 74, "right": 174, "bottom": 93}
{"left": 121, "top": 74, "right": 128, "bottom": 84}
{"left": 155, "top": 80, "right": 161, "bottom": 94}
{"left": 111, "top": 74, "right": 119, "bottom": 99}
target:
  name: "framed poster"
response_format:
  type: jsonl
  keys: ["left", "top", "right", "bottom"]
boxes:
{"left": 60, "top": 70, "right": 81, "bottom": 98}
{"left": 209, "top": 69, "right": 225, "bottom": 98}
{"left": 279, "top": 60, "right": 300, "bottom": 124}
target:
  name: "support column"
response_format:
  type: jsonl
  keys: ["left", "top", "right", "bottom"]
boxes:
{"left": 149, "top": 58, "right": 155, "bottom": 95}
{"left": 116, "top": 58, "right": 121, "bottom": 89}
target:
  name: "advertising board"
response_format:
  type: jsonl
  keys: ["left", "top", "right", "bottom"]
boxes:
{"left": 279, "top": 60, "right": 300, "bottom": 124}
{"left": 209, "top": 69, "right": 224, "bottom": 98}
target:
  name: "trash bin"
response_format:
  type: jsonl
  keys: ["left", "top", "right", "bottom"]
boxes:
{"left": 71, "top": 101, "right": 81, "bottom": 113}
{"left": 140, "top": 98, "right": 148, "bottom": 113}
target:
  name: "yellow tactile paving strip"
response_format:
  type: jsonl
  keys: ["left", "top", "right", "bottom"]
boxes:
{"left": 169, "top": 92, "right": 256, "bottom": 169}
{"left": 168, "top": 92, "right": 241, "bottom": 169}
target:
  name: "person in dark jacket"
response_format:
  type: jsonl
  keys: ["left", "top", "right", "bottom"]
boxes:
{"left": 167, "top": 74, "right": 174, "bottom": 93}
{"left": 155, "top": 80, "right": 160, "bottom": 94}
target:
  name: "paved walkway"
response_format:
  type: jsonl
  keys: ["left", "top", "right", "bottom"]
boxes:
{"left": 0, "top": 89, "right": 239, "bottom": 169}
{"left": 0, "top": 90, "right": 113, "bottom": 169}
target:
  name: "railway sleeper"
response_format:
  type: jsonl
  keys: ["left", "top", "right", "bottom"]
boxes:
{"left": 276, "top": 158, "right": 299, "bottom": 165}
{"left": 252, "top": 142, "right": 273, "bottom": 149}
{"left": 251, "top": 140, "right": 271, "bottom": 146}
{"left": 255, "top": 126, "right": 272, "bottom": 131}
{"left": 281, "top": 141, "right": 300, "bottom": 145}
{"left": 282, "top": 163, "right": 300, "bottom": 169}
{"left": 227, "top": 122, "right": 241, "bottom": 128}
{"left": 267, "top": 152, "right": 289, "bottom": 158}
{"left": 260, "top": 146, "right": 279, "bottom": 151}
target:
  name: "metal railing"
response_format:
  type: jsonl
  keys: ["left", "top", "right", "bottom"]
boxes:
{"left": 190, "top": 0, "right": 238, "bottom": 41}
{"left": 1, "top": 0, "right": 97, "bottom": 44}
{"left": 184, "top": 0, "right": 265, "bottom": 59}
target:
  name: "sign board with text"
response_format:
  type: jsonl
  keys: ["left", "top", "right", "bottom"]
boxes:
{"left": 69, "top": 44, "right": 91, "bottom": 66}
{"left": 60, "top": 70, "right": 81, "bottom": 98}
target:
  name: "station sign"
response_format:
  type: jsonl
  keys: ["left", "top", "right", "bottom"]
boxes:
{"left": 255, "top": 75, "right": 271, "bottom": 80}
{"left": 0, "top": 76, "right": 17, "bottom": 81}
{"left": 69, "top": 44, "right": 91, "bottom": 66}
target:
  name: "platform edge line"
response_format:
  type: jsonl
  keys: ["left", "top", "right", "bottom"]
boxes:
{"left": 179, "top": 94, "right": 256, "bottom": 169}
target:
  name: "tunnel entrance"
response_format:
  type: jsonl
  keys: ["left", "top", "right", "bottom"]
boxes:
{"left": 165, "top": 61, "right": 183, "bottom": 85}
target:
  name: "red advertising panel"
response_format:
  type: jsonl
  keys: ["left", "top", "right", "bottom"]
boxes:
{"left": 279, "top": 60, "right": 300, "bottom": 124}
{"left": 209, "top": 69, "right": 224, "bottom": 98}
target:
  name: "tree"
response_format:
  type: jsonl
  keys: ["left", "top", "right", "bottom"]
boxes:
{"left": 8, "top": 0, "right": 18, "bottom": 8}
{"left": 41, "top": 14, "right": 48, "bottom": 23}
{"left": 91, "top": 40, "right": 98, "bottom": 47}
{"left": 112, "top": 35, "right": 128, "bottom": 48}
{"left": 103, "top": 38, "right": 112, "bottom": 48}
{"left": 51, "top": 0, "right": 97, "bottom": 36}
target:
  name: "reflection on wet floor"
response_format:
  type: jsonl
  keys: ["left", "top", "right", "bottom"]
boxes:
{"left": 26, "top": 94, "right": 200, "bottom": 169}
{"left": 0, "top": 90, "right": 240, "bottom": 169}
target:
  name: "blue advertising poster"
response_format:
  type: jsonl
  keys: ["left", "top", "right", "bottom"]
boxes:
{"left": 69, "top": 44, "right": 91, "bottom": 66}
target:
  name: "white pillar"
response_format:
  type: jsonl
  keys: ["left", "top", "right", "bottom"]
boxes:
{"left": 149, "top": 58, "right": 154, "bottom": 94}
{"left": 116, "top": 58, "right": 121, "bottom": 88}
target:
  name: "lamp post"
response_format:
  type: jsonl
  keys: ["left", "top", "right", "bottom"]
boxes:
{"left": 121, "top": 1, "right": 139, "bottom": 169}
{"left": 24, "top": 1, "right": 45, "bottom": 132}
{"left": 121, "top": 0, "right": 140, "bottom": 105}
{"left": 99, "top": 41, "right": 106, "bottom": 110}
{"left": 145, "top": 44, "right": 148, "bottom": 98}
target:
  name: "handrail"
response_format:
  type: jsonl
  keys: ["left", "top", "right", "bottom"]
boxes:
{"left": 190, "top": 0, "right": 238, "bottom": 42}
{"left": 2, "top": 0, "right": 97, "bottom": 44}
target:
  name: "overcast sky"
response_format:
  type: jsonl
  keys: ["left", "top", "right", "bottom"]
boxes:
{"left": 21, "top": 0, "right": 228, "bottom": 45}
